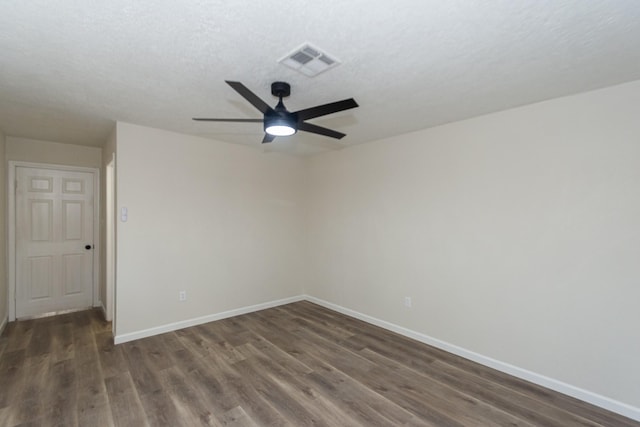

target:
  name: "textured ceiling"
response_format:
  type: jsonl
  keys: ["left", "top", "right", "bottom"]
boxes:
{"left": 2, "top": 1, "right": 640, "bottom": 155}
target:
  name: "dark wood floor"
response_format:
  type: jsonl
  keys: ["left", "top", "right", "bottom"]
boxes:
{"left": 0, "top": 301, "right": 638, "bottom": 426}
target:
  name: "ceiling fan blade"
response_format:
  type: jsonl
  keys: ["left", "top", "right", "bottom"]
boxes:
{"left": 262, "top": 133, "right": 276, "bottom": 144}
{"left": 225, "top": 81, "right": 273, "bottom": 114}
{"left": 298, "top": 122, "right": 346, "bottom": 139}
{"left": 193, "top": 118, "right": 263, "bottom": 122}
{"left": 294, "top": 98, "right": 358, "bottom": 121}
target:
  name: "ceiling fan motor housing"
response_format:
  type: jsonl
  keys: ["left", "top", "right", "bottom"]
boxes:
{"left": 271, "top": 81, "right": 291, "bottom": 98}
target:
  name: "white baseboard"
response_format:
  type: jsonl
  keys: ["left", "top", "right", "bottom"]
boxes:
{"left": 303, "top": 295, "right": 640, "bottom": 423}
{"left": 114, "top": 295, "right": 305, "bottom": 345}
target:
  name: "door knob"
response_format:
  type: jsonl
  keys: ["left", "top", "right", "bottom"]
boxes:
{"left": 85, "top": 244, "right": 93, "bottom": 250}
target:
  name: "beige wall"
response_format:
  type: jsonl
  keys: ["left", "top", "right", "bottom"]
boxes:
{"left": 6, "top": 136, "right": 102, "bottom": 168}
{"left": 0, "top": 130, "right": 6, "bottom": 329}
{"left": 306, "top": 80, "right": 640, "bottom": 408}
{"left": 114, "top": 123, "right": 306, "bottom": 335}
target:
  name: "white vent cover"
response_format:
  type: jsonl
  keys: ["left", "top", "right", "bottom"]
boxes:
{"left": 278, "top": 43, "right": 340, "bottom": 77}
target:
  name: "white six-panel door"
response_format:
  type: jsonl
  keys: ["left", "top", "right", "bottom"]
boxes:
{"left": 16, "top": 166, "right": 95, "bottom": 318}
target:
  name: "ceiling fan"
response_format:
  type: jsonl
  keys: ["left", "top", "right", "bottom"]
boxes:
{"left": 193, "top": 80, "right": 358, "bottom": 144}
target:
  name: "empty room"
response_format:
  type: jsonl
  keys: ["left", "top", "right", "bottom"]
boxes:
{"left": 1, "top": 1, "right": 639, "bottom": 426}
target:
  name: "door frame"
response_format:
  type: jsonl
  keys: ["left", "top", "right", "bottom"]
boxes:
{"left": 7, "top": 161, "right": 101, "bottom": 321}
{"left": 105, "top": 153, "right": 115, "bottom": 325}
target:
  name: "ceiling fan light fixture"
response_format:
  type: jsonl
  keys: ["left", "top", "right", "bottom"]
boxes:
{"left": 265, "top": 117, "right": 296, "bottom": 136}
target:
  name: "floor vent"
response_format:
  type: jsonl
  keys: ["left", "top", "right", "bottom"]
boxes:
{"left": 278, "top": 43, "right": 340, "bottom": 77}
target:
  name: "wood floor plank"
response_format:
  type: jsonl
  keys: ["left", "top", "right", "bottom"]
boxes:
{"left": 198, "top": 347, "right": 292, "bottom": 426}
{"left": 242, "top": 311, "right": 460, "bottom": 426}
{"left": 304, "top": 367, "right": 429, "bottom": 426}
{"left": 0, "top": 407, "right": 10, "bottom": 426}
{"left": 239, "top": 316, "right": 402, "bottom": 426}
{"left": 239, "top": 345, "right": 368, "bottom": 426}
{"left": 95, "top": 330, "right": 128, "bottom": 380}
{"left": 158, "top": 365, "right": 223, "bottom": 426}
{"left": 362, "top": 348, "right": 535, "bottom": 426}
{"left": 0, "top": 304, "right": 638, "bottom": 427}
{"left": 121, "top": 340, "right": 165, "bottom": 396}
{"left": 345, "top": 327, "right": 597, "bottom": 427}
{"left": 104, "top": 370, "right": 149, "bottom": 427}
{"left": 428, "top": 359, "right": 601, "bottom": 427}
{"left": 24, "top": 319, "right": 53, "bottom": 358}
{"left": 240, "top": 337, "right": 314, "bottom": 376}
{"left": 76, "top": 345, "right": 113, "bottom": 426}
{"left": 136, "top": 388, "right": 184, "bottom": 427}
{"left": 76, "top": 402, "right": 115, "bottom": 427}
{"left": 273, "top": 305, "right": 356, "bottom": 342}
{"left": 238, "top": 317, "right": 428, "bottom": 426}
{"left": 285, "top": 327, "right": 474, "bottom": 426}
{"left": 10, "top": 354, "right": 52, "bottom": 425}
{"left": 47, "top": 359, "right": 79, "bottom": 427}
{"left": 209, "top": 317, "right": 254, "bottom": 347}
{"left": 0, "top": 350, "right": 26, "bottom": 406}
{"left": 232, "top": 357, "right": 323, "bottom": 425}
{"left": 74, "top": 311, "right": 114, "bottom": 426}
{"left": 173, "top": 326, "right": 216, "bottom": 359}
{"left": 3, "top": 320, "right": 34, "bottom": 353}
{"left": 51, "top": 321, "right": 75, "bottom": 363}
{"left": 138, "top": 335, "right": 177, "bottom": 372}
{"left": 293, "top": 301, "right": 640, "bottom": 427}
{"left": 194, "top": 324, "right": 248, "bottom": 364}
{"left": 219, "top": 406, "right": 260, "bottom": 427}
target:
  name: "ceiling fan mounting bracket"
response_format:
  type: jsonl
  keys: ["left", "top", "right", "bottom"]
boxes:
{"left": 271, "top": 81, "right": 291, "bottom": 98}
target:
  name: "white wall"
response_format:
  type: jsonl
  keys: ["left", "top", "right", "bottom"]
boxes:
{"left": 0, "top": 130, "right": 6, "bottom": 331}
{"left": 306, "top": 80, "right": 640, "bottom": 409}
{"left": 6, "top": 136, "right": 101, "bottom": 168}
{"left": 114, "top": 123, "right": 306, "bottom": 336}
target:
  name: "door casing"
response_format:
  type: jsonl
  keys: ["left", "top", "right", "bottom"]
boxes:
{"left": 8, "top": 161, "right": 100, "bottom": 321}
{"left": 105, "top": 154, "right": 115, "bottom": 325}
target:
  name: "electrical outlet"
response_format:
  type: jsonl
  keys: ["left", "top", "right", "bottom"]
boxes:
{"left": 179, "top": 291, "right": 187, "bottom": 302}
{"left": 404, "top": 296, "right": 412, "bottom": 308}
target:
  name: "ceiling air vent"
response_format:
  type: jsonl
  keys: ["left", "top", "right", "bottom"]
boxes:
{"left": 278, "top": 43, "right": 340, "bottom": 77}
